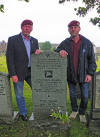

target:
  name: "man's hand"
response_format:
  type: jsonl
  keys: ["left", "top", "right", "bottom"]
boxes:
{"left": 60, "top": 50, "right": 68, "bottom": 58}
{"left": 35, "top": 49, "right": 42, "bottom": 55}
{"left": 85, "top": 74, "right": 92, "bottom": 83}
{"left": 12, "top": 75, "right": 19, "bottom": 83}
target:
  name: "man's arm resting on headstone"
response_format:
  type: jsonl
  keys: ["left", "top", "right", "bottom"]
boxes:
{"left": 59, "top": 50, "right": 68, "bottom": 58}
{"left": 35, "top": 49, "right": 42, "bottom": 55}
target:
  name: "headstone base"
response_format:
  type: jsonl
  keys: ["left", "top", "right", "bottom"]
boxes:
{"left": 29, "top": 117, "right": 70, "bottom": 137}
{"left": 0, "top": 111, "right": 19, "bottom": 124}
{"left": 91, "top": 109, "right": 100, "bottom": 119}
{"left": 89, "top": 120, "right": 100, "bottom": 136}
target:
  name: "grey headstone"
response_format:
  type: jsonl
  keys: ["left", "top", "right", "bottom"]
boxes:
{"left": 31, "top": 51, "right": 67, "bottom": 120}
{"left": 92, "top": 71, "right": 100, "bottom": 119}
{"left": 0, "top": 72, "right": 18, "bottom": 124}
{"left": 89, "top": 71, "right": 100, "bottom": 136}
{"left": 95, "top": 73, "right": 100, "bottom": 109}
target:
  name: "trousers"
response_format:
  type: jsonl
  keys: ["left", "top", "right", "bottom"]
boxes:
{"left": 13, "top": 68, "right": 31, "bottom": 115}
{"left": 68, "top": 81, "right": 89, "bottom": 115}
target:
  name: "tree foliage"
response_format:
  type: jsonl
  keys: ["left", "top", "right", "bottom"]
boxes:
{"left": 0, "top": 0, "right": 100, "bottom": 28}
{"left": 0, "top": 0, "right": 29, "bottom": 12}
{"left": 59, "top": 0, "right": 100, "bottom": 27}
{"left": 0, "top": 4, "right": 4, "bottom": 12}
{"left": 40, "top": 41, "right": 52, "bottom": 51}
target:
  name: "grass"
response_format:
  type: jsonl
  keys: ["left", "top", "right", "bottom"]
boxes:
{"left": 0, "top": 55, "right": 100, "bottom": 137}
{"left": 0, "top": 55, "right": 8, "bottom": 73}
{"left": 96, "top": 56, "right": 100, "bottom": 72}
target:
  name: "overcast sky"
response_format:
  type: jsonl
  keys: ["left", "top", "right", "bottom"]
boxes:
{"left": 0, "top": 0, "right": 100, "bottom": 47}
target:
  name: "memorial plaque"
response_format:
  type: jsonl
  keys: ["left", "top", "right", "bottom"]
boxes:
{"left": 0, "top": 72, "right": 18, "bottom": 123}
{"left": 31, "top": 51, "right": 67, "bottom": 119}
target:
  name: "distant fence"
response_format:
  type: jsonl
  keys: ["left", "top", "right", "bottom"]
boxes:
{"left": 0, "top": 41, "right": 6, "bottom": 56}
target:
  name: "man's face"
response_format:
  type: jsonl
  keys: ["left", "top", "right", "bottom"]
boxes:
{"left": 21, "top": 24, "right": 33, "bottom": 36}
{"left": 68, "top": 25, "right": 80, "bottom": 38}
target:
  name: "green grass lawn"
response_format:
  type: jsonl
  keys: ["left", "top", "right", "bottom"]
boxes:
{"left": 0, "top": 55, "right": 100, "bottom": 137}
{"left": 96, "top": 56, "right": 100, "bottom": 72}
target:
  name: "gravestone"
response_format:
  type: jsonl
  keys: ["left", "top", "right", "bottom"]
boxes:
{"left": 30, "top": 51, "right": 67, "bottom": 120}
{"left": 30, "top": 51, "right": 69, "bottom": 136}
{"left": 0, "top": 72, "right": 18, "bottom": 124}
{"left": 89, "top": 71, "right": 100, "bottom": 135}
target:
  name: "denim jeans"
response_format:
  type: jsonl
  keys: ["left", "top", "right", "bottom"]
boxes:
{"left": 13, "top": 68, "right": 31, "bottom": 116}
{"left": 68, "top": 81, "right": 89, "bottom": 115}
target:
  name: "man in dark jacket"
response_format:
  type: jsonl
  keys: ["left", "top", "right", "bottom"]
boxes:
{"left": 6, "top": 19, "right": 41, "bottom": 121}
{"left": 55, "top": 20, "right": 96, "bottom": 123}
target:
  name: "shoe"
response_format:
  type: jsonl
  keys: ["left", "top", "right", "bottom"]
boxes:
{"left": 79, "top": 115, "right": 87, "bottom": 123}
{"left": 69, "top": 111, "right": 78, "bottom": 119}
{"left": 20, "top": 114, "right": 28, "bottom": 121}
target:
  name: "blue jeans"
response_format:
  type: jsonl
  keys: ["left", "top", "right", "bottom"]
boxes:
{"left": 13, "top": 69, "right": 31, "bottom": 116}
{"left": 68, "top": 81, "right": 89, "bottom": 115}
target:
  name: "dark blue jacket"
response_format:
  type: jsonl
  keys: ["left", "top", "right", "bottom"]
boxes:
{"left": 55, "top": 35, "right": 97, "bottom": 83}
{"left": 6, "top": 33, "right": 39, "bottom": 80}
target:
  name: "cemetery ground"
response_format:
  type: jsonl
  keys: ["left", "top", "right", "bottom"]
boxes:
{"left": 0, "top": 83, "right": 100, "bottom": 137}
{"left": 0, "top": 55, "right": 100, "bottom": 137}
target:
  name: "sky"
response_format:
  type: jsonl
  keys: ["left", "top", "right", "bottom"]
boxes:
{"left": 0, "top": 0, "right": 100, "bottom": 47}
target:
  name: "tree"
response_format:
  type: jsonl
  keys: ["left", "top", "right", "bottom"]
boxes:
{"left": 40, "top": 41, "right": 52, "bottom": 51}
{"left": 0, "top": 0, "right": 29, "bottom": 12}
{"left": 59, "top": 0, "right": 100, "bottom": 27}
{"left": 1, "top": 0, "right": 100, "bottom": 27}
